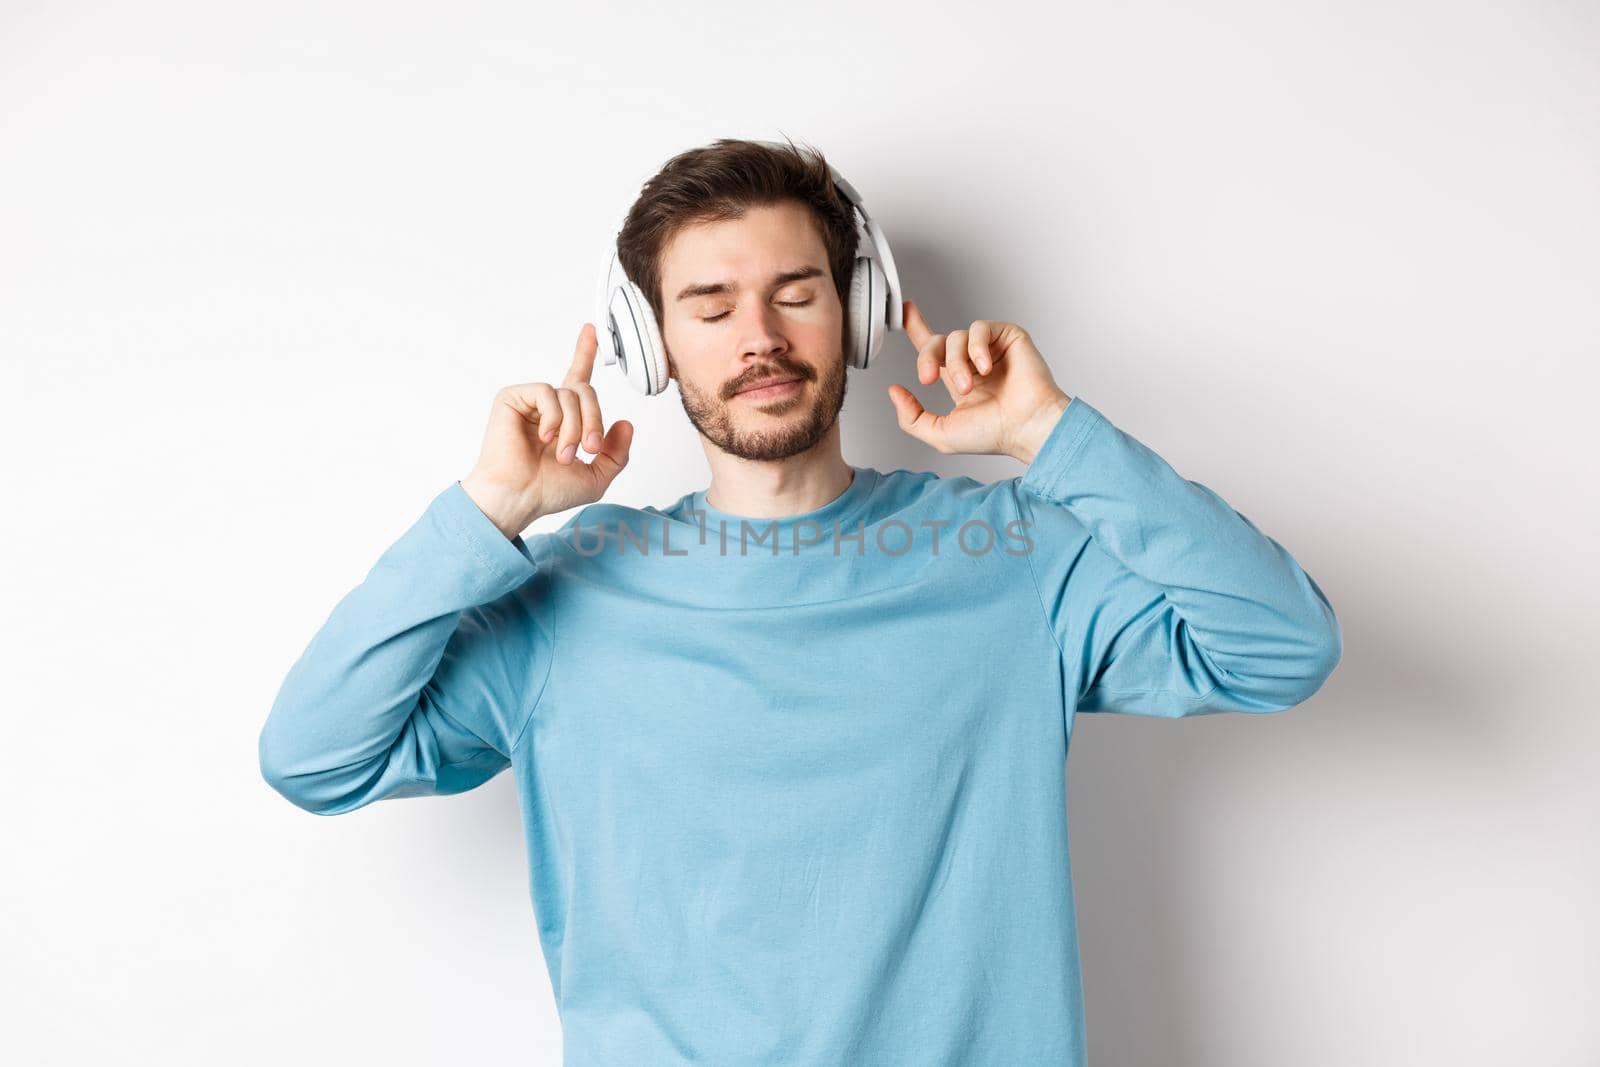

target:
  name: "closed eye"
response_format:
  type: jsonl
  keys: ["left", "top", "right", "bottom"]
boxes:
{"left": 702, "top": 299, "right": 812, "bottom": 323}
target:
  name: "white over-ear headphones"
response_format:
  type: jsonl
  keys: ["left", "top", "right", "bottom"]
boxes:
{"left": 594, "top": 139, "right": 905, "bottom": 397}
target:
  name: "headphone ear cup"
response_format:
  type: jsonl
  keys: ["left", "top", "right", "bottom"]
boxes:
{"left": 606, "top": 276, "right": 669, "bottom": 396}
{"left": 846, "top": 255, "right": 887, "bottom": 370}
{"left": 597, "top": 247, "right": 667, "bottom": 397}
{"left": 624, "top": 280, "right": 670, "bottom": 396}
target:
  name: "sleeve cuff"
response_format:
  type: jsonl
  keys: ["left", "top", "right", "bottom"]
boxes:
{"left": 429, "top": 481, "right": 540, "bottom": 597}
{"left": 1018, "top": 396, "right": 1105, "bottom": 504}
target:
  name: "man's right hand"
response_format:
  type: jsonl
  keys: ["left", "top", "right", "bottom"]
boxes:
{"left": 460, "top": 322, "right": 635, "bottom": 540}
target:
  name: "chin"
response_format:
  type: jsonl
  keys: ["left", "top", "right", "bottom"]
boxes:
{"left": 676, "top": 352, "right": 848, "bottom": 461}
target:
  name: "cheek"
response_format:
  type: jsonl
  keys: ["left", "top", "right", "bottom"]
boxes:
{"left": 660, "top": 320, "right": 705, "bottom": 374}
{"left": 665, "top": 346, "right": 727, "bottom": 397}
{"left": 794, "top": 303, "right": 845, "bottom": 349}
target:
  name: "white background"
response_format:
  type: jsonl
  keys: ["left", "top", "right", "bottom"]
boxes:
{"left": 3, "top": 1, "right": 1597, "bottom": 1063}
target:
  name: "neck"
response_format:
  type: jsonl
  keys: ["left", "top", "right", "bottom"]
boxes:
{"left": 700, "top": 424, "right": 854, "bottom": 519}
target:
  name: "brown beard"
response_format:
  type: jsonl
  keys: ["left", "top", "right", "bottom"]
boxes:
{"left": 673, "top": 350, "right": 849, "bottom": 462}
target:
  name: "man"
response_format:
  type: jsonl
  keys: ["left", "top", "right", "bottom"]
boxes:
{"left": 259, "top": 139, "right": 1341, "bottom": 1065}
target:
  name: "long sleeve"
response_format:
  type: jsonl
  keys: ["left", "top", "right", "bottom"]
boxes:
{"left": 258, "top": 481, "right": 554, "bottom": 815}
{"left": 1012, "top": 396, "right": 1341, "bottom": 721}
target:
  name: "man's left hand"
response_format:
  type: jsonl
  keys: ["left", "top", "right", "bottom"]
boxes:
{"left": 888, "top": 300, "right": 1073, "bottom": 464}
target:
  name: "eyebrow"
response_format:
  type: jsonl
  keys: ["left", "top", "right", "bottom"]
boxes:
{"left": 674, "top": 265, "right": 826, "bottom": 302}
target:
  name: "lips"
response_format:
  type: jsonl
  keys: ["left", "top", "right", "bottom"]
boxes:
{"left": 736, "top": 375, "right": 802, "bottom": 395}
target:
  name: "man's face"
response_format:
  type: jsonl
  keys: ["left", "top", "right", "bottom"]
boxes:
{"left": 657, "top": 200, "right": 848, "bottom": 462}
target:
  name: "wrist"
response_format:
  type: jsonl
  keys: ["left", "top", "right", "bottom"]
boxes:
{"left": 1009, "top": 392, "right": 1073, "bottom": 464}
{"left": 459, "top": 475, "right": 541, "bottom": 541}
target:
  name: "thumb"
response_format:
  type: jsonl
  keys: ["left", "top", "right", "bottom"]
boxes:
{"left": 887, "top": 384, "right": 945, "bottom": 452}
{"left": 588, "top": 419, "right": 634, "bottom": 488}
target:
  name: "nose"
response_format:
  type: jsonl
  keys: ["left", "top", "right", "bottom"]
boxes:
{"left": 735, "top": 300, "right": 789, "bottom": 362}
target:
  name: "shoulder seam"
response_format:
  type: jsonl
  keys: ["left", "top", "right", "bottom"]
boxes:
{"left": 509, "top": 535, "right": 556, "bottom": 758}
{"left": 1010, "top": 478, "right": 1076, "bottom": 747}
{"left": 1011, "top": 479, "right": 1070, "bottom": 668}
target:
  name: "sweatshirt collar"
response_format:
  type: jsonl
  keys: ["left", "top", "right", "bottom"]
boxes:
{"left": 688, "top": 465, "right": 880, "bottom": 535}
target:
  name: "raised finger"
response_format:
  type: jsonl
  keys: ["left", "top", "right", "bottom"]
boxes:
{"left": 564, "top": 322, "right": 600, "bottom": 387}
{"left": 903, "top": 299, "right": 935, "bottom": 351}
{"left": 916, "top": 331, "right": 947, "bottom": 387}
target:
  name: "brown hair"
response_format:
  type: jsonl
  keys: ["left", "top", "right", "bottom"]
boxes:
{"left": 614, "top": 136, "right": 861, "bottom": 334}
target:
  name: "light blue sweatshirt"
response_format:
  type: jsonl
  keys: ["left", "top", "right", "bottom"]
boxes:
{"left": 259, "top": 396, "right": 1341, "bottom": 1065}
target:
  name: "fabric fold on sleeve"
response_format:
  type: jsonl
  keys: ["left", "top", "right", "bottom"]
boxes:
{"left": 258, "top": 481, "right": 551, "bottom": 815}
{"left": 1014, "top": 397, "right": 1342, "bottom": 721}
